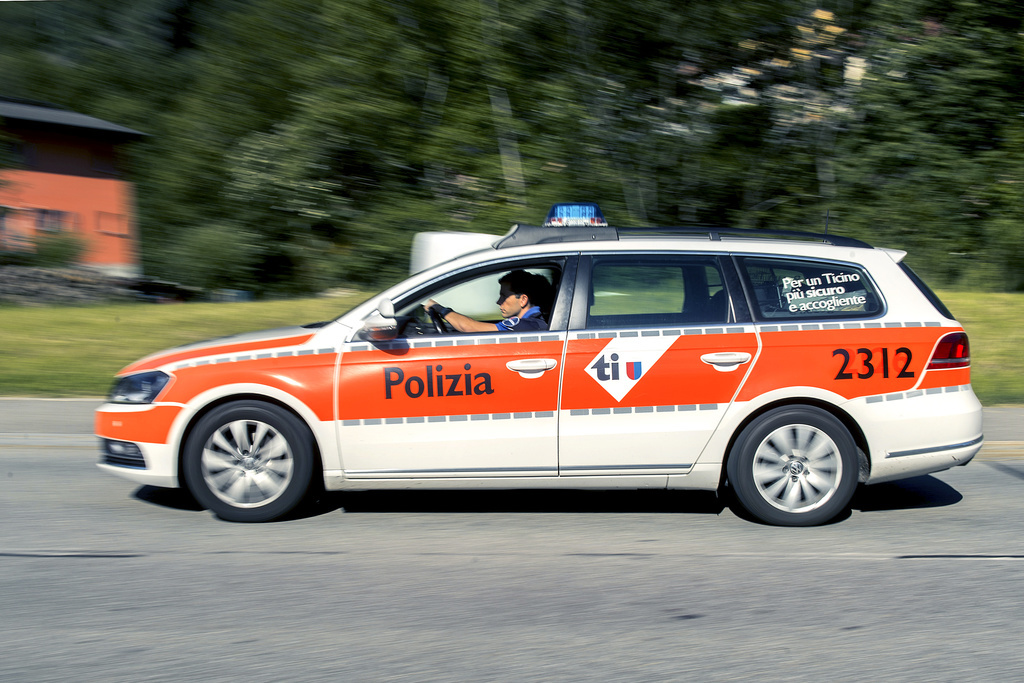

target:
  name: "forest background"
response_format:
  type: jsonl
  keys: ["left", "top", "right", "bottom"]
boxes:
{"left": 2, "top": 0, "right": 1023, "bottom": 297}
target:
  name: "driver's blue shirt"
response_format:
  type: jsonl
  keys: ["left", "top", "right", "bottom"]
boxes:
{"left": 496, "top": 306, "right": 547, "bottom": 332}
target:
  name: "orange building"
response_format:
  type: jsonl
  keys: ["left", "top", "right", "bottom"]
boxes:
{"left": 0, "top": 97, "right": 145, "bottom": 277}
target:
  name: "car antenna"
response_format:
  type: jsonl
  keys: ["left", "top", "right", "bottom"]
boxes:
{"left": 824, "top": 209, "right": 830, "bottom": 235}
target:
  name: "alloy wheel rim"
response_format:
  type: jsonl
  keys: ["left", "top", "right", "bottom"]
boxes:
{"left": 751, "top": 423, "right": 842, "bottom": 513}
{"left": 201, "top": 419, "right": 294, "bottom": 508}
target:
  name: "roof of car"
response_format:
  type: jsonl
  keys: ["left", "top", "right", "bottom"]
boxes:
{"left": 494, "top": 223, "right": 873, "bottom": 250}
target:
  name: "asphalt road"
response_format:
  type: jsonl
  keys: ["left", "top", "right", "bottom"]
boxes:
{"left": 2, "top": 399, "right": 1024, "bottom": 681}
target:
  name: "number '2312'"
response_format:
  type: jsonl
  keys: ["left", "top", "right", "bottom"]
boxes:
{"left": 832, "top": 347, "right": 914, "bottom": 380}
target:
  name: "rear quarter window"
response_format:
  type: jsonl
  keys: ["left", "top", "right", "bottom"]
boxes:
{"left": 738, "top": 256, "right": 882, "bottom": 321}
{"left": 898, "top": 262, "right": 955, "bottom": 320}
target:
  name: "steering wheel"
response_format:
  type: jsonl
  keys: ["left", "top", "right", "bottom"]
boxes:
{"left": 427, "top": 306, "right": 451, "bottom": 334}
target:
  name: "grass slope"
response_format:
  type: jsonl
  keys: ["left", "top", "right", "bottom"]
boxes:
{"left": 0, "top": 291, "right": 1019, "bottom": 404}
{"left": 940, "top": 291, "right": 1024, "bottom": 405}
{"left": 0, "top": 296, "right": 362, "bottom": 397}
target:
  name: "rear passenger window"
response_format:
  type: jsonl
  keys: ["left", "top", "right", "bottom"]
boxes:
{"left": 738, "top": 257, "right": 881, "bottom": 320}
{"left": 587, "top": 255, "right": 727, "bottom": 328}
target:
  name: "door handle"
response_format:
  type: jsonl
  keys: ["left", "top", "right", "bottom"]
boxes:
{"left": 700, "top": 352, "right": 752, "bottom": 372}
{"left": 506, "top": 358, "right": 558, "bottom": 379}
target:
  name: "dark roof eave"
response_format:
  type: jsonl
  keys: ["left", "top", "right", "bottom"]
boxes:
{"left": 0, "top": 100, "right": 147, "bottom": 139}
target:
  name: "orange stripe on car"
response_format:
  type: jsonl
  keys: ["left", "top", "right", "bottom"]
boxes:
{"left": 119, "top": 334, "right": 316, "bottom": 375}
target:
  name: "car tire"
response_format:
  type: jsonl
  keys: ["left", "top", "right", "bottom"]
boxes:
{"left": 183, "top": 401, "right": 315, "bottom": 522}
{"left": 727, "top": 406, "right": 858, "bottom": 526}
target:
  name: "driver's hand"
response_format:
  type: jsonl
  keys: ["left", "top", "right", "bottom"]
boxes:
{"left": 423, "top": 299, "right": 437, "bottom": 311}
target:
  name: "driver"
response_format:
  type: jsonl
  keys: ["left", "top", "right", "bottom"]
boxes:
{"left": 424, "top": 269, "right": 551, "bottom": 333}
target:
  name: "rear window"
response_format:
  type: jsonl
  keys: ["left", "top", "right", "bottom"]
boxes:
{"left": 738, "top": 256, "right": 881, "bottom": 321}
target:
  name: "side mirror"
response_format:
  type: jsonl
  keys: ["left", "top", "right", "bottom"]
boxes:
{"left": 359, "top": 298, "right": 398, "bottom": 341}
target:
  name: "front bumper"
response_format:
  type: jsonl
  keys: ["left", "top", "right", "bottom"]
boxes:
{"left": 95, "top": 403, "right": 183, "bottom": 488}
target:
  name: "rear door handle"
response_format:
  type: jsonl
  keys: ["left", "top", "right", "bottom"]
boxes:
{"left": 506, "top": 358, "right": 558, "bottom": 379}
{"left": 700, "top": 352, "right": 752, "bottom": 372}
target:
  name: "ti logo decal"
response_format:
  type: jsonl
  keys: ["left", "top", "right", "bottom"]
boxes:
{"left": 585, "top": 336, "right": 677, "bottom": 402}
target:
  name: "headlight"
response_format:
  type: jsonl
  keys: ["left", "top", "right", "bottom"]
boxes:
{"left": 108, "top": 371, "right": 171, "bottom": 404}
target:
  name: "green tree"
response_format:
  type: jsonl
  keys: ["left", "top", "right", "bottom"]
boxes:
{"left": 836, "top": 0, "right": 1024, "bottom": 288}
{"left": 9, "top": 0, "right": 1023, "bottom": 294}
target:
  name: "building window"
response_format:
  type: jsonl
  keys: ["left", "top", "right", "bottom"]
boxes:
{"left": 35, "top": 209, "right": 75, "bottom": 233}
{"left": 91, "top": 152, "right": 119, "bottom": 176}
{"left": 9, "top": 141, "right": 36, "bottom": 168}
{"left": 96, "top": 211, "right": 128, "bottom": 236}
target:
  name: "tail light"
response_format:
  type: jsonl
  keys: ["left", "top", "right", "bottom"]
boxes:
{"left": 928, "top": 332, "right": 970, "bottom": 370}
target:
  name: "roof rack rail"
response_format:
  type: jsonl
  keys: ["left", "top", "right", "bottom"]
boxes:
{"left": 617, "top": 226, "right": 872, "bottom": 248}
{"left": 494, "top": 224, "right": 618, "bottom": 249}
{"left": 494, "top": 223, "right": 872, "bottom": 250}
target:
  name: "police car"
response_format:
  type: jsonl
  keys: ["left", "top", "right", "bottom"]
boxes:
{"left": 96, "top": 203, "right": 982, "bottom": 526}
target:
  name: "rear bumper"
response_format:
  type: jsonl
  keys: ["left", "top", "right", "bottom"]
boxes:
{"left": 849, "top": 385, "right": 983, "bottom": 484}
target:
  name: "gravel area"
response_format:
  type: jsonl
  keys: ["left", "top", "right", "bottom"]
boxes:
{"left": 0, "top": 266, "right": 137, "bottom": 305}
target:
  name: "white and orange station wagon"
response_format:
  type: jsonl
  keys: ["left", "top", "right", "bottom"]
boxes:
{"left": 96, "top": 204, "right": 983, "bottom": 525}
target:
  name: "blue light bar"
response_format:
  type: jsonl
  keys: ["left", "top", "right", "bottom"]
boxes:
{"left": 543, "top": 202, "right": 608, "bottom": 228}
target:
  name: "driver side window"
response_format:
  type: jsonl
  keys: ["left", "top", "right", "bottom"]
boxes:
{"left": 397, "top": 265, "right": 560, "bottom": 336}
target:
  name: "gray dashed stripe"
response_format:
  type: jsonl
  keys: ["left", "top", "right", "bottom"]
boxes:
{"left": 865, "top": 385, "right": 970, "bottom": 404}
{"left": 758, "top": 321, "right": 948, "bottom": 332}
{"left": 340, "top": 383, "right": 971, "bottom": 427}
{"left": 347, "top": 322, "right": 950, "bottom": 351}
{"left": 572, "top": 326, "right": 753, "bottom": 340}
{"left": 342, "top": 411, "right": 557, "bottom": 427}
{"left": 339, "top": 403, "right": 716, "bottom": 423}
{"left": 174, "top": 346, "right": 338, "bottom": 370}
{"left": 345, "top": 404, "right": 720, "bottom": 425}
{"left": 349, "top": 333, "right": 562, "bottom": 353}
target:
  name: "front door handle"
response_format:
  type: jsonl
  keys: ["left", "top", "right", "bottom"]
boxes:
{"left": 700, "top": 352, "right": 753, "bottom": 372}
{"left": 506, "top": 358, "right": 558, "bottom": 379}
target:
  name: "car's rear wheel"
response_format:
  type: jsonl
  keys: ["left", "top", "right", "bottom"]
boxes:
{"left": 183, "top": 401, "right": 315, "bottom": 522}
{"left": 727, "top": 406, "right": 857, "bottom": 526}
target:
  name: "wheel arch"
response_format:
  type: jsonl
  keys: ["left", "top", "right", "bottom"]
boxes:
{"left": 176, "top": 393, "right": 325, "bottom": 492}
{"left": 720, "top": 397, "right": 871, "bottom": 488}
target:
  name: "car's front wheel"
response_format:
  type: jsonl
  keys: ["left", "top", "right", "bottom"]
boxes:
{"left": 183, "top": 401, "right": 315, "bottom": 522}
{"left": 727, "top": 406, "right": 858, "bottom": 526}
